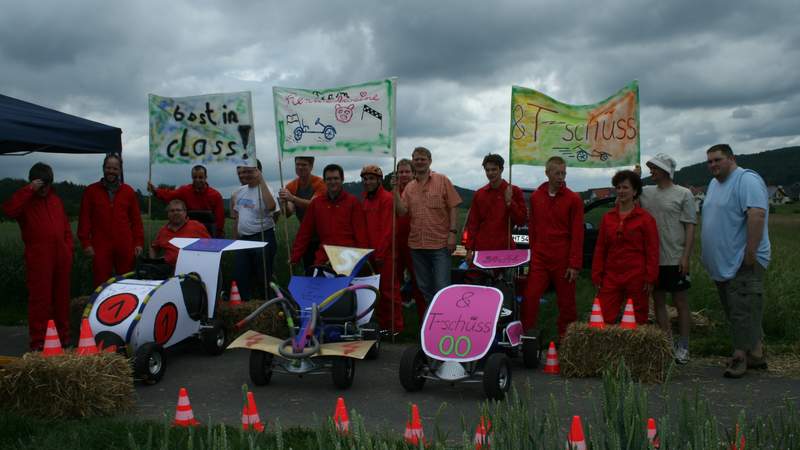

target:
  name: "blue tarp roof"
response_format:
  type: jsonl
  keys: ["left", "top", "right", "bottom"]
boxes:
{"left": 0, "top": 94, "right": 122, "bottom": 155}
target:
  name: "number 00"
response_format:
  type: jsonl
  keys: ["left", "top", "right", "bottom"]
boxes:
{"left": 437, "top": 335, "right": 472, "bottom": 357}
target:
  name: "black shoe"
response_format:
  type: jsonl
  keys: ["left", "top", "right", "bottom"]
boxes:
{"left": 747, "top": 353, "right": 768, "bottom": 370}
{"left": 724, "top": 357, "right": 747, "bottom": 378}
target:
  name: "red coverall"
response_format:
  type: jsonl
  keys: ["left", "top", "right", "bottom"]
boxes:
{"left": 151, "top": 219, "right": 210, "bottom": 266}
{"left": 395, "top": 186, "right": 426, "bottom": 322}
{"left": 591, "top": 205, "right": 659, "bottom": 324}
{"left": 290, "top": 191, "right": 368, "bottom": 266}
{"left": 523, "top": 182, "right": 584, "bottom": 336}
{"left": 362, "top": 186, "right": 403, "bottom": 332}
{"left": 464, "top": 180, "right": 526, "bottom": 251}
{"left": 78, "top": 182, "right": 144, "bottom": 288}
{"left": 2, "top": 186, "right": 73, "bottom": 350}
{"left": 154, "top": 184, "right": 225, "bottom": 237}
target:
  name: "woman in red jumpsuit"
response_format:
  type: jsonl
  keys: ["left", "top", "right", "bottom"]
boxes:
{"left": 2, "top": 163, "right": 73, "bottom": 351}
{"left": 592, "top": 170, "right": 659, "bottom": 325}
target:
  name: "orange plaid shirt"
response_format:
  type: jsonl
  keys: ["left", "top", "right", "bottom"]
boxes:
{"left": 401, "top": 172, "right": 462, "bottom": 249}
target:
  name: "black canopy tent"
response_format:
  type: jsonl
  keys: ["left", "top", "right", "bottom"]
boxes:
{"left": 0, "top": 94, "right": 121, "bottom": 155}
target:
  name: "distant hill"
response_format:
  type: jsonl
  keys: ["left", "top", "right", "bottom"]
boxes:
{"left": 666, "top": 146, "right": 800, "bottom": 188}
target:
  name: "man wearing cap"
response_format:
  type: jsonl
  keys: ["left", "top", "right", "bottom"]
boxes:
{"left": 395, "top": 147, "right": 462, "bottom": 304}
{"left": 701, "top": 144, "right": 770, "bottom": 378}
{"left": 147, "top": 165, "right": 225, "bottom": 238}
{"left": 149, "top": 199, "right": 210, "bottom": 267}
{"left": 361, "top": 164, "right": 402, "bottom": 332}
{"left": 291, "top": 164, "right": 368, "bottom": 267}
{"left": 639, "top": 153, "right": 697, "bottom": 364}
{"left": 280, "top": 156, "right": 326, "bottom": 270}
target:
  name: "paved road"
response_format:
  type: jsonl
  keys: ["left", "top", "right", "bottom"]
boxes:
{"left": 2, "top": 326, "right": 799, "bottom": 435}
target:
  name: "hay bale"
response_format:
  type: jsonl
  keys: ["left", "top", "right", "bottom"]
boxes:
{"left": 0, "top": 351, "right": 134, "bottom": 418}
{"left": 560, "top": 322, "right": 673, "bottom": 383}
{"left": 218, "top": 300, "right": 289, "bottom": 341}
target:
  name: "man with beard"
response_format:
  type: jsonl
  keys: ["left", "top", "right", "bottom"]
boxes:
{"left": 78, "top": 153, "right": 144, "bottom": 288}
{"left": 147, "top": 165, "right": 225, "bottom": 237}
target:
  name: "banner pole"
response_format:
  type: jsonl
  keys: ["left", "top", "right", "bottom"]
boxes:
{"left": 389, "top": 77, "right": 398, "bottom": 343}
{"left": 147, "top": 158, "right": 153, "bottom": 249}
{"left": 507, "top": 125, "right": 513, "bottom": 250}
{"left": 273, "top": 87, "right": 294, "bottom": 278}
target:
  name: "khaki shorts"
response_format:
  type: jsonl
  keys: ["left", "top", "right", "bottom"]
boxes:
{"left": 716, "top": 263, "right": 765, "bottom": 352}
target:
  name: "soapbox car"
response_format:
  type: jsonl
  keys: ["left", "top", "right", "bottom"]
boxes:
{"left": 228, "top": 245, "right": 380, "bottom": 389}
{"left": 84, "top": 238, "right": 267, "bottom": 384}
{"left": 398, "top": 249, "right": 537, "bottom": 400}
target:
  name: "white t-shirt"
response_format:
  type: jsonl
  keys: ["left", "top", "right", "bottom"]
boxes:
{"left": 232, "top": 184, "right": 279, "bottom": 236}
{"left": 639, "top": 184, "right": 697, "bottom": 266}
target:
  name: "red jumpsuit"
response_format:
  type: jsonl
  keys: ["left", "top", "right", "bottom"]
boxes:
{"left": 362, "top": 186, "right": 403, "bottom": 332}
{"left": 464, "top": 180, "right": 526, "bottom": 251}
{"left": 592, "top": 205, "right": 659, "bottom": 325}
{"left": 3, "top": 186, "right": 73, "bottom": 350}
{"left": 154, "top": 184, "right": 225, "bottom": 237}
{"left": 290, "top": 191, "right": 368, "bottom": 266}
{"left": 78, "top": 182, "right": 144, "bottom": 288}
{"left": 523, "top": 182, "right": 584, "bottom": 336}
{"left": 395, "top": 185, "right": 426, "bottom": 322}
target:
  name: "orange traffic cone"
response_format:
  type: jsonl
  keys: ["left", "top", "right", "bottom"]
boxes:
{"left": 229, "top": 281, "right": 242, "bottom": 306}
{"left": 647, "top": 417, "right": 659, "bottom": 448}
{"left": 588, "top": 298, "right": 605, "bottom": 329}
{"left": 543, "top": 341, "right": 560, "bottom": 374}
{"left": 567, "top": 415, "right": 587, "bottom": 450}
{"left": 333, "top": 397, "right": 350, "bottom": 434}
{"left": 620, "top": 298, "right": 637, "bottom": 330}
{"left": 473, "top": 416, "right": 491, "bottom": 449}
{"left": 76, "top": 319, "right": 99, "bottom": 355}
{"left": 173, "top": 387, "right": 200, "bottom": 427}
{"left": 403, "top": 403, "right": 425, "bottom": 446}
{"left": 42, "top": 319, "right": 64, "bottom": 357}
{"left": 241, "top": 391, "right": 265, "bottom": 432}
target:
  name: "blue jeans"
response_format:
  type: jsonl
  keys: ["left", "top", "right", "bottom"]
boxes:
{"left": 234, "top": 228, "right": 277, "bottom": 301}
{"left": 411, "top": 248, "right": 451, "bottom": 304}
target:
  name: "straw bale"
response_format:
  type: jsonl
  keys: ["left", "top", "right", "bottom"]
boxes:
{"left": 0, "top": 351, "right": 134, "bottom": 418}
{"left": 218, "top": 300, "right": 289, "bottom": 341}
{"left": 560, "top": 322, "right": 673, "bottom": 383}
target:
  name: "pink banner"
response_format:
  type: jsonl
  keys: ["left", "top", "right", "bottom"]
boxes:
{"left": 421, "top": 285, "right": 502, "bottom": 362}
{"left": 473, "top": 249, "right": 530, "bottom": 269}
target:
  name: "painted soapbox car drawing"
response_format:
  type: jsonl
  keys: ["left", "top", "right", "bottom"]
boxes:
{"left": 398, "top": 249, "right": 535, "bottom": 400}
{"left": 84, "top": 238, "right": 267, "bottom": 384}
{"left": 228, "top": 245, "right": 380, "bottom": 390}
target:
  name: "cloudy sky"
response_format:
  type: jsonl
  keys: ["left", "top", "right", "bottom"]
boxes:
{"left": 2, "top": 0, "right": 799, "bottom": 195}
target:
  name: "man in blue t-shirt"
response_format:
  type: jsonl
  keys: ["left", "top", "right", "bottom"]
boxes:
{"left": 701, "top": 144, "right": 770, "bottom": 379}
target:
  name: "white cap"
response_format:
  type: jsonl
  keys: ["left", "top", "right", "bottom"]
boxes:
{"left": 646, "top": 153, "right": 677, "bottom": 179}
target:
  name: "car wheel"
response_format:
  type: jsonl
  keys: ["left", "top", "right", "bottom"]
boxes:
{"left": 249, "top": 350, "right": 274, "bottom": 386}
{"left": 200, "top": 320, "right": 227, "bottom": 356}
{"left": 398, "top": 345, "right": 427, "bottom": 392}
{"left": 363, "top": 321, "right": 380, "bottom": 360}
{"left": 483, "top": 352, "right": 511, "bottom": 401}
{"left": 134, "top": 342, "right": 166, "bottom": 385}
{"left": 331, "top": 357, "right": 355, "bottom": 389}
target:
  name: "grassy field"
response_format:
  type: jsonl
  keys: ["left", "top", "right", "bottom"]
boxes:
{"left": 1, "top": 204, "right": 799, "bottom": 357}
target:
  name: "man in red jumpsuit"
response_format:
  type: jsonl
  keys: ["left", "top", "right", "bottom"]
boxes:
{"left": 464, "top": 153, "right": 526, "bottom": 259}
{"left": 360, "top": 164, "right": 402, "bottom": 333}
{"left": 290, "top": 164, "right": 368, "bottom": 267}
{"left": 149, "top": 199, "right": 210, "bottom": 266}
{"left": 523, "top": 156, "right": 584, "bottom": 337}
{"left": 147, "top": 165, "right": 225, "bottom": 237}
{"left": 393, "top": 159, "right": 426, "bottom": 321}
{"left": 78, "top": 153, "right": 144, "bottom": 288}
{"left": 2, "top": 163, "right": 73, "bottom": 351}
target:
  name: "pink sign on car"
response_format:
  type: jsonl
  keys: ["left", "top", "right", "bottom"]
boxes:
{"left": 421, "top": 284, "right": 503, "bottom": 362}
{"left": 473, "top": 249, "right": 530, "bottom": 269}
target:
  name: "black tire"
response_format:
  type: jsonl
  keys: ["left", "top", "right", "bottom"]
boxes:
{"left": 94, "top": 331, "right": 127, "bottom": 357}
{"left": 249, "top": 350, "right": 274, "bottom": 386}
{"left": 331, "top": 357, "right": 355, "bottom": 389}
{"left": 522, "top": 328, "right": 540, "bottom": 369}
{"left": 363, "top": 321, "right": 380, "bottom": 360}
{"left": 483, "top": 353, "right": 511, "bottom": 401}
{"left": 200, "top": 320, "right": 227, "bottom": 356}
{"left": 398, "top": 345, "right": 427, "bottom": 392}
{"left": 134, "top": 342, "right": 166, "bottom": 385}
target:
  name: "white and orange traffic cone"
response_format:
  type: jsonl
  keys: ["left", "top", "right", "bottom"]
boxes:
{"left": 76, "top": 318, "right": 98, "bottom": 355}
{"left": 588, "top": 298, "right": 605, "bottom": 329}
{"left": 241, "top": 391, "right": 264, "bottom": 432}
{"left": 42, "top": 319, "right": 64, "bottom": 357}
{"left": 620, "top": 298, "right": 637, "bottom": 330}
{"left": 543, "top": 341, "right": 560, "bottom": 375}
{"left": 403, "top": 403, "right": 425, "bottom": 446}
{"left": 333, "top": 397, "right": 350, "bottom": 435}
{"left": 567, "top": 415, "right": 587, "bottom": 450}
{"left": 473, "top": 416, "right": 491, "bottom": 449}
{"left": 229, "top": 281, "right": 242, "bottom": 306}
{"left": 173, "top": 387, "right": 200, "bottom": 427}
{"left": 647, "top": 417, "right": 660, "bottom": 448}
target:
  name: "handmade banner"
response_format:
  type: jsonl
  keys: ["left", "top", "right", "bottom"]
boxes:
{"left": 273, "top": 79, "right": 395, "bottom": 157}
{"left": 509, "top": 81, "right": 639, "bottom": 167}
{"left": 149, "top": 92, "right": 256, "bottom": 166}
